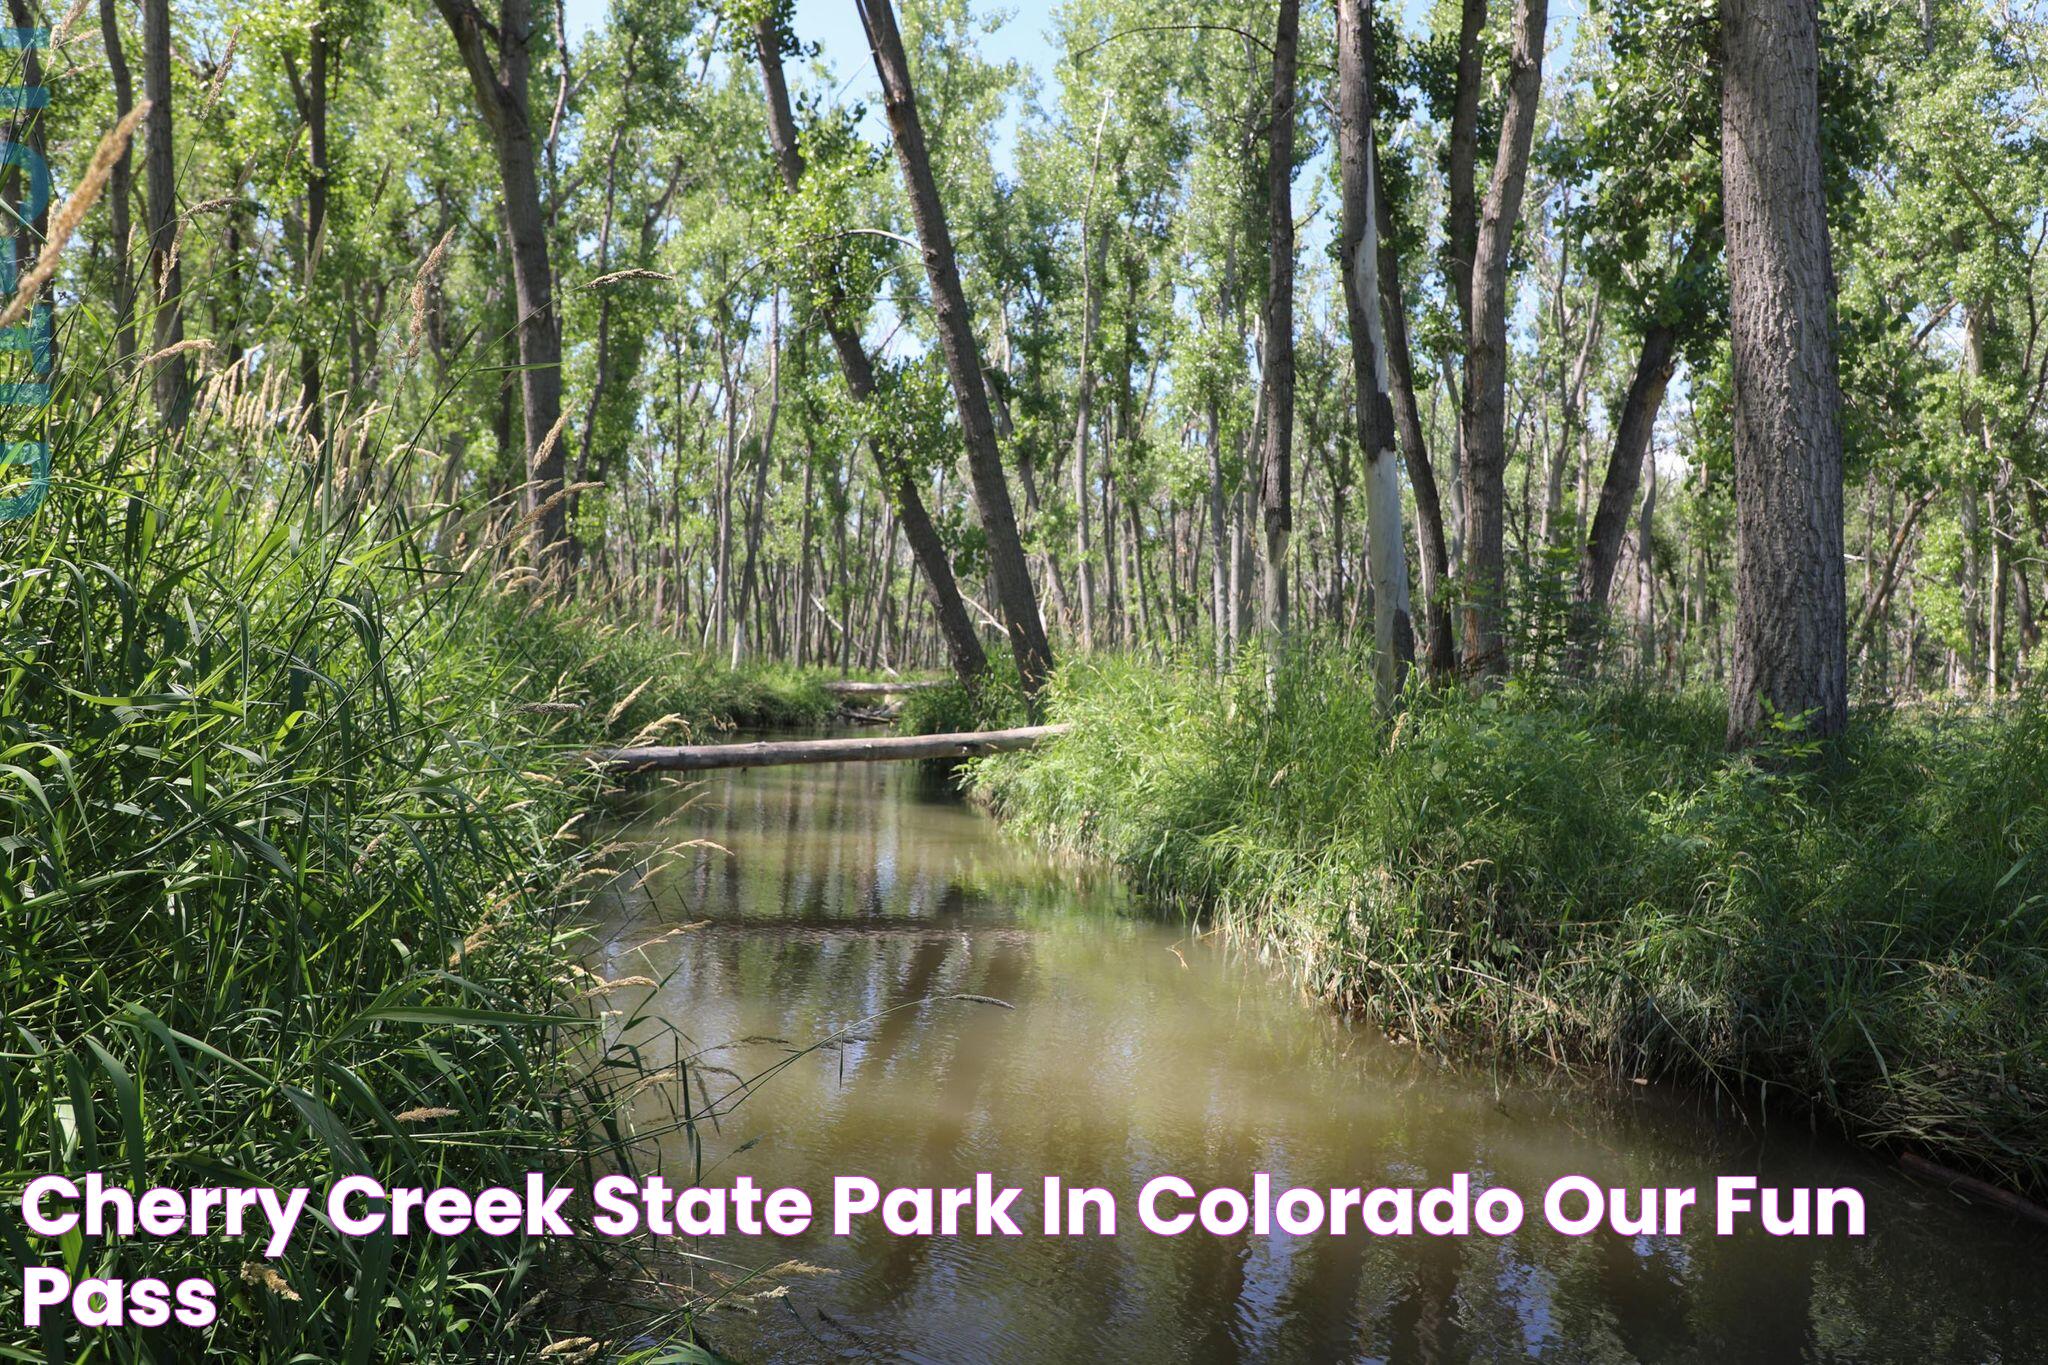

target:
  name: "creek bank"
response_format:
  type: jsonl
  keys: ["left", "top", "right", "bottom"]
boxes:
{"left": 964, "top": 654, "right": 2048, "bottom": 1206}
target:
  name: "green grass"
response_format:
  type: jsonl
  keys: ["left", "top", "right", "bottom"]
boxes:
{"left": 973, "top": 652, "right": 2048, "bottom": 1199}
{"left": 500, "top": 602, "right": 835, "bottom": 743}
{"left": 894, "top": 658, "right": 1029, "bottom": 739}
{"left": 0, "top": 381, "right": 771, "bottom": 1360}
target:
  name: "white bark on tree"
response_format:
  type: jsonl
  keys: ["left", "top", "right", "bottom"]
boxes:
{"left": 1336, "top": 0, "right": 1414, "bottom": 706}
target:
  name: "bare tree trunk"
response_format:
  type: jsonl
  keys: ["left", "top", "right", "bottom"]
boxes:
{"left": 1635, "top": 449, "right": 1659, "bottom": 675}
{"left": 1070, "top": 98, "right": 1114, "bottom": 652}
{"left": 1851, "top": 489, "right": 1936, "bottom": 663}
{"left": 1235, "top": 475, "right": 1257, "bottom": 649}
{"left": 1337, "top": 0, "right": 1414, "bottom": 705}
{"left": 858, "top": 0, "right": 1052, "bottom": 696}
{"left": 284, "top": 23, "right": 330, "bottom": 444}
{"left": 706, "top": 316, "right": 741, "bottom": 651}
{"left": 1260, "top": 0, "right": 1300, "bottom": 691}
{"left": 1541, "top": 282, "right": 1602, "bottom": 549}
{"left": 99, "top": 2, "right": 137, "bottom": 366}
{"left": 1445, "top": 0, "right": 1488, "bottom": 346}
{"left": 1990, "top": 471, "right": 2011, "bottom": 694}
{"left": 754, "top": 19, "right": 988, "bottom": 685}
{"left": 1439, "top": 353, "right": 1466, "bottom": 571}
{"left": 1571, "top": 322, "right": 1677, "bottom": 666}
{"left": 434, "top": 0, "right": 569, "bottom": 577}
{"left": 1378, "top": 220, "right": 1456, "bottom": 679}
{"left": 732, "top": 297, "right": 781, "bottom": 666}
{"left": 1722, "top": 0, "right": 1849, "bottom": 745}
{"left": 142, "top": 0, "right": 186, "bottom": 427}
{"left": 1457, "top": 0, "right": 1548, "bottom": 679}
{"left": 1207, "top": 396, "right": 1230, "bottom": 671}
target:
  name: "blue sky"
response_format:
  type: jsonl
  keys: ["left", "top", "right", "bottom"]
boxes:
{"left": 563, "top": 0, "right": 1061, "bottom": 83}
{"left": 563, "top": 0, "right": 1060, "bottom": 173}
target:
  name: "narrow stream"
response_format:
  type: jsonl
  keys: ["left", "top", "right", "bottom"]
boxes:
{"left": 593, "top": 753, "right": 2046, "bottom": 1363}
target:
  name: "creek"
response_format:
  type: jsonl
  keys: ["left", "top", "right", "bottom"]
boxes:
{"left": 592, "top": 750, "right": 2046, "bottom": 1362}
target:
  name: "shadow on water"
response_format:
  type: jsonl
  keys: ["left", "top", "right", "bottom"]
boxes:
{"left": 589, "top": 753, "right": 2048, "bottom": 1364}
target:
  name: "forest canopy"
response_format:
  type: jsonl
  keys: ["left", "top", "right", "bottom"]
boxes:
{"left": 7, "top": 0, "right": 2037, "bottom": 725}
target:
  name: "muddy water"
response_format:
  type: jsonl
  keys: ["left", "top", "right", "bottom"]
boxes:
{"left": 592, "top": 754, "right": 2047, "bottom": 1363}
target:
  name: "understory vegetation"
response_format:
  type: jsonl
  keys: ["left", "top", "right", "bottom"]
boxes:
{"left": 0, "top": 387, "right": 815, "bottom": 1361}
{"left": 974, "top": 657, "right": 2048, "bottom": 1199}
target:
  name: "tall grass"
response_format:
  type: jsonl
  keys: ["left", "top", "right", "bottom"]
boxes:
{"left": 0, "top": 352, "right": 764, "bottom": 1359}
{"left": 500, "top": 602, "right": 834, "bottom": 744}
{"left": 975, "top": 653, "right": 2048, "bottom": 1198}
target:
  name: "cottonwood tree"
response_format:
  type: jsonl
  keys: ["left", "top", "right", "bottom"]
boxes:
{"left": 1260, "top": 0, "right": 1300, "bottom": 686}
{"left": 753, "top": 10, "right": 990, "bottom": 686}
{"left": 142, "top": 0, "right": 186, "bottom": 426}
{"left": 857, "top": 0, "right": 1053, "bottom": 697}
{"left": 1721, "top": 0, "right": 1849, "bottom": 743}
{"left": 433, "top": 0, "right": 570, "bottom": 576}
{"left": 98, "top": 2, "right": 138, "bottom": 365}
{"left": 1336, "top": 0, "right": 1413, "bottom": 703}
{"left": 1457, "top": 0, "right": 1549, "bottom": 678}
{"left": 1562, "top": 0, "right": 1723, "bottom": 668}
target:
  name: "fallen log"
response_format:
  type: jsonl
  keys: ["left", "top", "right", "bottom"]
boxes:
{"left": 603, "top": 724, "right": 1070, "bottom": 773}
{"left": 819, "top": 679, "right": 949, "bottom": 696}
{"left": 1898, "top": 1152, "right": 2048, "bottom": 1230}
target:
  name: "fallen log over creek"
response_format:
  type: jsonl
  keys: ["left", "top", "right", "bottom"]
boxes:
{"left": 819, "top": 680, "right": 950, "bottom": 696}
{"left": 602, "top": 724, "right": 1070, "bottom": 773}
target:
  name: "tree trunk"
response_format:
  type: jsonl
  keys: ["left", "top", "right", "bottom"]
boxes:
{"left": 1570, "top": 322, "right": 1677, "bottom": 666}
{"left": 434, "top": 0, "right": 568, "bottom": 577}
{"left": 1069, "top": 98, "right": 1114, "bottom": 652}
{"left": 1542, "top": 282, "right": 1602, "bottom": 549}
{"left": 1851, "top": 488, "right": 1935, "bottom": 663}
{"left": 754, "top": 17, "right": 989, "bottom": 685}
{"left": 732, "top": 297, "right": 781, "bottom": 666}
{"left": 1206, "top": 396, "right": 1229, "bottom": 671}
{"left": 1259, "top": 0, "right": 1300, "bottom": 690}
{"left": 142, "top": 0, "right": 186, "bottom": 427}
{"left": 1377, "top": 206, "right": 1456, "bottom": 680}
{"left": 607, "top": 724, "right": 1070, "bottom": 774}
{"left": 1337, "top": 0, "right": 1414, "bottom": 705}
{"left": 1457, "top": 0, "right": 1548, "bottom": 679}
{"left": 1445, "top": 0, "right": 1488, "bottom": 345}
{"left": 285, "top": 22, "right": 330, "bottom": 446}
{"left": 1721, "top": 0, "right": 1849, "bottom": 745}
{"left": 857, "top": 0, "right": 1052, "bottom": 697}
{"left": 99, "top": 1, "right": 137, "bottom": 366}
{"left": 4, "top": 0, "right": 47, "bottom": 309}
{"left": 1635, "top": 447, "right": 1659, "bottom": 675}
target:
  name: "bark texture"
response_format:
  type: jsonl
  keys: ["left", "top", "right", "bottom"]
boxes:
{"left": 1260, "top": 0, "right": 1300, "bottom": 682}
{"left": 1721, "top": 0, "right": 1849, "bottom": 744}
{"left": 1457, "top": 0, "right": 1548, "bottom": 678}
{"left": 1336, "top": 0, "right": 1414, "bottom": 704}
{"left": 1445, "top": 0, "right": 1487, "bottom": 345}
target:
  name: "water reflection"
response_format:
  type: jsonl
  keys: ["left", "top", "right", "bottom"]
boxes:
{"left": 591, "top": 759, "right": 2047, "bottom": 1363}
